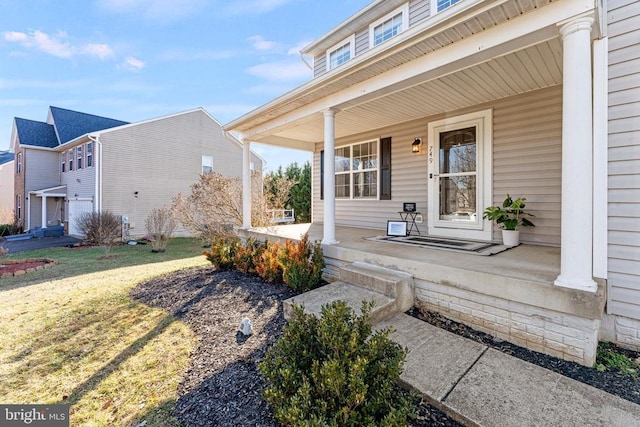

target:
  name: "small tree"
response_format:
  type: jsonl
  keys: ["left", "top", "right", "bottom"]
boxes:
{"left": 76, "top": 211, "right": 122, "bottom": 252}
{"left": 260, "top": 300, "right": 416, "bottom": 426}
{"left": 145, "top": 206, "right": 177, "bottom": 252}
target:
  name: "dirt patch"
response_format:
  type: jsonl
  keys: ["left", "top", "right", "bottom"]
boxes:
{"left": 0, "top": 258, "right": 57, "bottom": 277}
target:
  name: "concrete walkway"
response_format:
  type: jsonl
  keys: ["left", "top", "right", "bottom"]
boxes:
{"left": 0, "top": 236, "right": 81, "bottom": 254}
{"left": 376, "top": 313, "right": 640, "bottom": 427}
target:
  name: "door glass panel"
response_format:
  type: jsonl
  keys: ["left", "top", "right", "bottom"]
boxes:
{"left": 439, "top": 176, "right": 477, "bottom": 221}
{"left": 439, "top": 127, "right": 476, "bottom": 174}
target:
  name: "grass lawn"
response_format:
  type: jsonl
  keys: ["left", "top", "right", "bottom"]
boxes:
{"left": 0, "top": 238, "right": 210, "bottom": 426}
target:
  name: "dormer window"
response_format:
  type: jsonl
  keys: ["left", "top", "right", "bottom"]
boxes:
{"left": 369, "top": 4, "right": 409, "bottom": 48}
{"left": 326, "top": 35, "right": 355, "bottom": 71}
{"left": 433, "top": 0, "right": 462, "bottom": 13}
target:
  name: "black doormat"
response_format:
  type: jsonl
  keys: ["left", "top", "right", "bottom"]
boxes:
{"left": 366, "top": 235, "right": 510, "bottom": 256}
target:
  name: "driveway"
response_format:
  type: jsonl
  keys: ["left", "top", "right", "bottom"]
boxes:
{"left": 0, "top": 236, "right": 82, "bottom": 254}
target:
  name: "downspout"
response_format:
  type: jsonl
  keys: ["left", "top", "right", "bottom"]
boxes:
{"left": 88, "top": 134, "right": 102, "bottom": 212}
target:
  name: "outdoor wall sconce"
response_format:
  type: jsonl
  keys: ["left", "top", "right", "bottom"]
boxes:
{"left": 134, "top": 191, "right": 139, "bottom": 198}
{"left": 412, "top": 138, "right": 422, "bottom": 153}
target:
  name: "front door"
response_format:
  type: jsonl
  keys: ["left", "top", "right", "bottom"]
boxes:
{"left": 427, "top": 109, "right": 493, "bottom": 240}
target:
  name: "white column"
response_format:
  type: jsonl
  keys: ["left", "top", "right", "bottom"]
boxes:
{"left": 242, "top": 139, "right": 252, "bottom": 229}
{"left": 323, "top": 109, "right": 337, "bottom": 245}
{"left": 554, "top": 16, "right": 597, "bottom": 292}
{"left": 41, "top": 196, "right": 47, "bottom": 228}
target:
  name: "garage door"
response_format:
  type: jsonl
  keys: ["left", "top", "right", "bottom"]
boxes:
{"left": 68, "top": 199, "right": 94, "bottom": 236}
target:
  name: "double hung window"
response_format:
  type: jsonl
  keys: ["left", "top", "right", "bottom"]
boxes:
{"left": 370, "top": 5, "right": 408, "bottom": 48}
{"left": 326, "top": 35, "right": 355, "bottom": 71}
{"left": 335, "top": 140, "right": 378, "bottom": 199}
{"left": 87, "top": 142, "right": 93, "bottom": 167}
{"left": 77, "top": 145, "right": 83, "bottom": 169}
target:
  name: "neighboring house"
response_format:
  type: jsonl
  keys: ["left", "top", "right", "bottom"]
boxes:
{"left": 11, "top": 106, "right": 263, "bottom": 238}
{"left": 226, "top": 0, "right": 640, "bottom": 365}
{"left": 0, "top": 151, "right": 15, "bottom": 223}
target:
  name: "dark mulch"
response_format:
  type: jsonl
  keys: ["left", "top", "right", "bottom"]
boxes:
{"left": 131, "top": 267, "right": 638, "bottom": 427}
{"left": 408, "top": 307, "right": 640, "bottom": 405}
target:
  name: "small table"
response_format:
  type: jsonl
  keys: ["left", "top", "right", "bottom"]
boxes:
{"left": 398, "top": 211, "right": 422, "bottom": 236}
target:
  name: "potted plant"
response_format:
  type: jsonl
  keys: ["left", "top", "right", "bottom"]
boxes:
{"left": 482, "top": 194, "right": 535, "bottom": 247}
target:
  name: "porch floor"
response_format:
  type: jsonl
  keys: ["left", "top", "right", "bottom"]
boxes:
{"left": 243, "top": 223, "right": 560, "bottom": 285}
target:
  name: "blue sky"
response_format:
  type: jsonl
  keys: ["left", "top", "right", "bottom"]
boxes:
{"left": 0, "top": 0, "right": 372, "bottom": 171}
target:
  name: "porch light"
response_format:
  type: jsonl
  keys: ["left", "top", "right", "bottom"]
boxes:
{"left": 412, "top": 138, "right": 422, "bottom": 153}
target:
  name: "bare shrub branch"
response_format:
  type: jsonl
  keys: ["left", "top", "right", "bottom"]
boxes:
{"left": 145, "top": 206, "right": 177, "bottom": 252}
{"left": 76, "top": 211, "right": 122, "bottom": 252}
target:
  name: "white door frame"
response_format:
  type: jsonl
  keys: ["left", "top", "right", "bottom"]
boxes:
{"left": 427, "top": 109, "right": 493, "bottom": 241}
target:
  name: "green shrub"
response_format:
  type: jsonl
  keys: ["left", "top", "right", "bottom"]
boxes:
{"left": 595, "top": 342, "right": 638, "bottom": 377}
{"left": 233, "top": 238, "right": 265, "bottom": 274}
{"left": 203, "top": 236, "right": 240, "bottom": 270}
{"left": 260, "top": 300, "right": 416, "bottom": 426}
{"left": 255, "top": 240, "right": 284, "bottom": 283}
{"left": 279, "top": 233, "right": 325, "bottom": 292}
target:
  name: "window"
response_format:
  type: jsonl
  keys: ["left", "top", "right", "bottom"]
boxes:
{"left": 16, "top": 195, "right": 21, "bottom": 220}
{"left": 335, "top": 140, "right": 378, "bottom": 199}
{"left": 202, "top": 155, "right": 213, "bottom": 174}
{"left": 433, "top": 0, "right": 461, "bottom": 13}
{"left": 68, "top": 150, "right": 74, "bottom": 171}
{"left": 369, "top": 5, "right": 408, "bottom": 48}
{"left": 326, "top": 35, "right": 355, "bottom": 71}
{"left": 61, "top": 152, "right": 66, "bottom": 173}
{"left": 77, "top": 145, "right": 83, "bottom": 169}
{"left": 17, "top": 152, "right": 22, "bottom": 174}
{"left": 87, "top": 142, "right": 93, "bottom": 167}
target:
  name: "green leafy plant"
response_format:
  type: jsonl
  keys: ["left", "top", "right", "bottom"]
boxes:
{"left": 203, "top": 236, "right": 240, "bottom": 270}
{"left": 482, "top": 194, "right": 535, "bottom": 230}
{"left": 595, "top": 342, "right": 638, "bottom": 377}
{"left": 260, "top": 300, "right": 416, "bottom": 426}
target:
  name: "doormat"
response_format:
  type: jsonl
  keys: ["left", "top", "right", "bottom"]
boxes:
{"left": 366, "top": 235, "right": 510, "bottom": 256}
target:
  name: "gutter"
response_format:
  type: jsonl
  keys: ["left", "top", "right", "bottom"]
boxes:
{"left": 88, "top": 134, "right": 102, "bottom": 213}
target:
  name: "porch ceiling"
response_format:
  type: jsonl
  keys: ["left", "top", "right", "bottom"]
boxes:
{"left": 258, "top": 38, "right": 563, "bottom": 146}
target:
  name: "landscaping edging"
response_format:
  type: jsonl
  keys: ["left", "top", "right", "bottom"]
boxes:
{"left": 0, "top": 258, "right": 57, "bottom": 278}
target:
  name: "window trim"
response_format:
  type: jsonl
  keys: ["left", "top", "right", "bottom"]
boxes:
{"left": 202, "top": 155, "right": 214, "bottom": 174}
{"left": 16, "top": 194, "right": 22, "bottom": 219}
{"left": 68, "top": 149, "right": 74, "bottom": 171}
{"left": 77, "top": 145, "right": 83, "bottom": 170}
{"left": 61, "top": 151, "right": 66, "bottom": 173}
{"left": 430, "top": 0, "right": 462, "bottom": 15}
{"left": 368, "top": 4, "right": 409, "bottom": 49}
{"left": 334, "top": 139, "right": 380, "bottom": 200}
{"left": 86, "top": 142, "right": 93, "bottom": 168}
{"left": 325, "top": 34, "right": 356, "bottom": 72}
{"left": 16, "top": 152, "right": 22, "bottom": 174}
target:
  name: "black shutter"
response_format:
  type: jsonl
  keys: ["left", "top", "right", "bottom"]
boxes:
{"left": 320, "top": 150, "right": 324, "bottom": 200}
{"left": 380, "top": 137, "right": 392, "bottom": 200}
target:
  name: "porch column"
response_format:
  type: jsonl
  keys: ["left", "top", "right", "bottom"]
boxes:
{"left": 554, "top": 16, "right": 597, "bottom": 292}
{"left": 242, "top": 139, "right": 252, "bottom": 229}
{"left": 41, "top": 195, "right": 47, "bottom": 229}
{"left": 323, "top": 109, "right": 337, "bottom": 245}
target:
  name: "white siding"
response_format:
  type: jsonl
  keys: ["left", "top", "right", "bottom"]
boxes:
{"left": 607, "top": 0, "right": 640, "bottom": 319}
{"left": 409, "top": 0, "right": 431, "bottom": 26}
{"left": 0, "top": 161, "right": 14, "bottom": 214}
{"left": 24, "top": 149, "right": 59, "bottom": 193}
{"left": 313, "top": 86, "right": 562, "bottom": 245}
{"left": 100, "top": 110, "right": 249, "bottom": 237}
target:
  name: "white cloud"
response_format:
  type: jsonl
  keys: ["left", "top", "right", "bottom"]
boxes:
{"left": 2, "top": 30, "right": 114, "bottom": 60}
{"left": 245, "top": 59, "right": 311, "bottom": 82}
{"left": 118, "top": 56, "right": 145, "bottom": 72}
{"left": 287, "top": 40, "right": 313, "bottom": 56}
{"left": 247, "top": 35, "right": 279, "bottom": 52}
{"left": 97, "top": 0, "right": 206, "bottom": 22}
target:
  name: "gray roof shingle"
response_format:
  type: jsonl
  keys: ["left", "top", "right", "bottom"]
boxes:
{"left": 0, "top": 151, "right": 14, "bottom": 165}
{"left": 14, "top": 118, "right": 59, "bottom": 148}
{"left": 49, "top": 106, "right": 129, "bottom": 144}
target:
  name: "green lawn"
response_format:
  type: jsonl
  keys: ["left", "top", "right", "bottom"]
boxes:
{"left": 0, "top": 238, "right": 210, "bottom": 426}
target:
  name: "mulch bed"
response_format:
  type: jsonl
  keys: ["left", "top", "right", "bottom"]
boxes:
{"left": 132, "top": 266, "right": 639, "bottom": 426}
{"left": 0, "top": 258, "right": 57, "bottom": 277}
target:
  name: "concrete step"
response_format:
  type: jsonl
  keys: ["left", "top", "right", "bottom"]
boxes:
{"left": 283, "top": 281, "right": 397, "bottom": 325}
{"left": 4, "top": 233, "right": 34, "bottom": 242}
{"left": 339, "top": 261, "right": 415, "bottom": 312}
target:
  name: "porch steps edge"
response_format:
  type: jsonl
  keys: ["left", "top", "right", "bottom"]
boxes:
{"left": 283, "top": 281, "right": 397, "bottom": 324}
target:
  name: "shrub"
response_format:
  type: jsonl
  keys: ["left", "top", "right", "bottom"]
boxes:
{"left": 145, "top": 206, "right": 177, "bottom": 252}
{"left": 203, "top": 236, "right": 241, "bottom": 270}
{"left": 255, "top": 240, "right": 284, "bottom": 283}
{"left": 76, "top": 211, "right": 122, "bottom": 250}
{"left": 0, "top": 246, "right": 8, "bottom": 259}
{"left": 233, "top": 238, "right": 265, "bottom": 274}
{"left": 279, "top": 233, "right": 324, "bottom": 292}
{"left": 260, "top": 300, "right": 415, "bottom": 426}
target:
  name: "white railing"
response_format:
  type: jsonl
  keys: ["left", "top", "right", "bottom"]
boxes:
{"left": 268, "top": 209, "right": 295, "bottom": 224}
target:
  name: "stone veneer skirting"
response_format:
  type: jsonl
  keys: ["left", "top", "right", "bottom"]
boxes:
{"left": 415, "top": 280, "right": 601, "bottom": 366}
